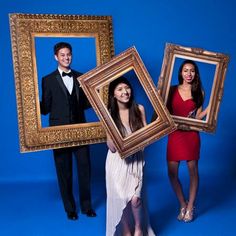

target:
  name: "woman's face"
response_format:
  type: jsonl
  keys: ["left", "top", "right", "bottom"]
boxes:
{"left": 114, "top": 83, "right": 131, "bottom": 104}
{"left": 181, "top": 63, "right": 196, "bottom": 84}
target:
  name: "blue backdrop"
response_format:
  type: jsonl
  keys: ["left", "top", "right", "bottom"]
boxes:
{"left": 0, "top": 1, "right": 236, "bottom": 235}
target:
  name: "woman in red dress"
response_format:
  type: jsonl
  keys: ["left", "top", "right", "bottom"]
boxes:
{"left": 167, "top": 60, "right": 208, "bottom": 222}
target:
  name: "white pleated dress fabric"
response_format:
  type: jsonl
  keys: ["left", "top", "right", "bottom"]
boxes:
{"left": 105, "top": 126, "right": 155, "bottom": 236}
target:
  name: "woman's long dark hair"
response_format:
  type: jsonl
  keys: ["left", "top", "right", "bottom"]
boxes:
{"left": 108, "top": 77, "right": 144, "bottom": 137}
{"left": 178, "top": 60, "right": 204, "bottom": 108}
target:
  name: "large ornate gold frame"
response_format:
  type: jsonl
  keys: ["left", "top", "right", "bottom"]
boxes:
{"left": 78, "top": 47, "right": 176, "bottom": 159}
{"left": 158, "top": 43, "right": 229, "bottom": 132}
{"left": 9, "top": 13, "right": 114, "bottom": 152}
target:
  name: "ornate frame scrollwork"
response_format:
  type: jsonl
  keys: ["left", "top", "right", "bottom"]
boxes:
{"left": 158, "top": 43, "right": 229, "bottom": 132}
{"left": 9, "top": 13, "right": 114, "bottom": 152}
{"left": 78, "top": 47, "right": 176, "bottom": 159}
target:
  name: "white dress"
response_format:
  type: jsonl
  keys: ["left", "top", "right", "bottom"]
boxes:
{"left": 105, "top": 126, "right": 155, "bottom": 236}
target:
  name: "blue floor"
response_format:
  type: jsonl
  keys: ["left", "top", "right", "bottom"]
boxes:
{"left": 0, "top": 172, "right": 235, "bottom": 236}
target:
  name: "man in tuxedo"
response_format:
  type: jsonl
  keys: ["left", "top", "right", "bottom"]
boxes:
{"left": 40, "top": 42, "right": 96, "bottom": 220}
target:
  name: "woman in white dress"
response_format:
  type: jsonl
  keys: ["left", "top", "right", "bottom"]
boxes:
{"left": 106, "top": 77, "right": 155, "bottom": 236}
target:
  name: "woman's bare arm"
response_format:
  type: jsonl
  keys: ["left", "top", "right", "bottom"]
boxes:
{"left": 106, "top": 132, "right": 116, "bottom": 153}
{"left": 138, "top": 104, "right": 147, "bottom": 126}
{"left": 196, "top": 105, "right": 209, "bottom": 120}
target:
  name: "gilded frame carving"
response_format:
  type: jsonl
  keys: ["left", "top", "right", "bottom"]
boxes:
{"left": 9, "top": 13, "right": 114, "bottom": 152}
{"left": 78, "top": 47, "right": 176, "bottom": 159}
{"left": 158, "top": 43, "right": 229, "bottom": 132}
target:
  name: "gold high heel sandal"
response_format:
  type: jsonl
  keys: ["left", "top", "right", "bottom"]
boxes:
{"left": 177, "top": 207, "right": 186, "bottom": 221}
{"left": 183, "top": 207, "right": 195, "bottom": 222}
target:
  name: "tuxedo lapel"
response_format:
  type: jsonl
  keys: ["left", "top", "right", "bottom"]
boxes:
{"left": 72, "top": 71, "right": 81, "bottom": 101}
{"left": 55, "top": 72, "right": 68, "bottom": 98}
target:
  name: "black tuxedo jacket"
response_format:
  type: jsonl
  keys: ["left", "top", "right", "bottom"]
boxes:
{"left": 40, "top": 69, "right": 91, "bottom": 126}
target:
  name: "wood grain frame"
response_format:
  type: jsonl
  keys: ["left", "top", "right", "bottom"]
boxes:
{"left": 78, "top": 47, "right": 176, "bottom": 159}
{"left": 158, "top": 43, "right": 229, "bottom": 132}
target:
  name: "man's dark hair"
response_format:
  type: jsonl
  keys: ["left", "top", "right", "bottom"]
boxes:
{"left": 54, "top": 42, "right": 72, "bottom": 55}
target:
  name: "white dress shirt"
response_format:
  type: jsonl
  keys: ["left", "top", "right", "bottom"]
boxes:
{"left": 58, "top": 67, "right": 74, "bottom": 94}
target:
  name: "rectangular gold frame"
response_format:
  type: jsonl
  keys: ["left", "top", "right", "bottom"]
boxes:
{"left": 78, "top": 47, "right": 176, "bottom": 159}
{"left": 9, "top": 13, "right": 114, "bottom": 152}
{"left": 158, "top": 43, "right": 229, "bottom": 132}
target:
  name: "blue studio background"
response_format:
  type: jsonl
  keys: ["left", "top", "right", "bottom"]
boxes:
{"left": 0, "top": 0, "right": 236, "bottom": 235}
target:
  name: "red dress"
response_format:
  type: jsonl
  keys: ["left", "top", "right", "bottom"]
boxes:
{"left": 167, "top": 87, "right": 200, "bottom": 161}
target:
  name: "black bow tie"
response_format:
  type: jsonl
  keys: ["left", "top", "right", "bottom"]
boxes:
{"left": 62, "top": 71, "right": 73, "bottom": 77}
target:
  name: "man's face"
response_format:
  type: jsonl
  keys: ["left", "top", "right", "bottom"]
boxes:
{"left": 55, "top": 47, "right": 72, "bottom": 71}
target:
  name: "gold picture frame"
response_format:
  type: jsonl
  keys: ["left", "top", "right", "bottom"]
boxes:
{"left": 157, "top": 43, "right": 229, "bottom": 132}
{"left": 9, "top": 13, "right": 114, "bottom": 152}
{"left": 78, "top": 47, "right": 176, "bottom": 159}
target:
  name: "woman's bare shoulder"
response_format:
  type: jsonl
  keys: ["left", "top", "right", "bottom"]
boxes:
{"left": 138, "top": 104, "right": 145, "bottom": 112}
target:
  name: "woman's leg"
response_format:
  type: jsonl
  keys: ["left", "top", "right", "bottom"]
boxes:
{"left": 186, "top": 160, "right": 199, "bottom": 210}
{"left": 167, "top": 161, "right": 186, "bottom": 208}
{"left": 131, "top": 196, "right": 143, "bottom": 236}
{"left": 120, "top": 203, "right": 132, "bottom": 236}
{"left": 182, "top": 160, "right": 199, "bottom": 222}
